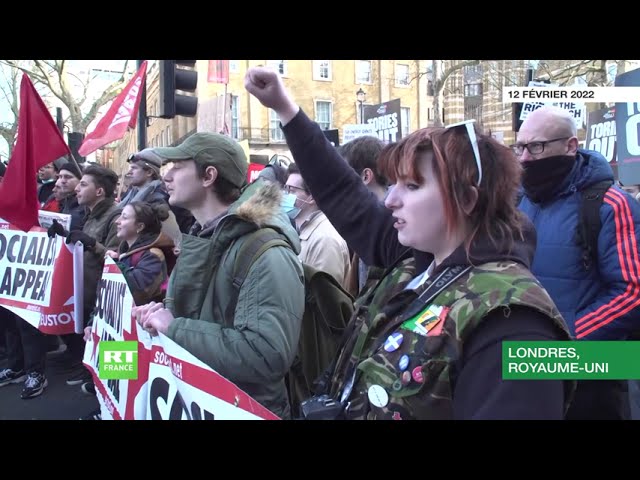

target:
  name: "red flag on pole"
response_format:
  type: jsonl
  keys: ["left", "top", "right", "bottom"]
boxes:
{"left": 0, "top": 74, "right": 71, "bottom": 232}
{"left": 78, "top": 61, "right": 147, "bottom": 156}
{"left": 208, "top": 60, "right": 229, "bottom": 84}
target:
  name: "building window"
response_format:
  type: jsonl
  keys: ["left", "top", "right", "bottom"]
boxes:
{"left": 401, "top": 107, "right": 410, "bottom": 137}
{"left": 267, "top": 60, "right": 287, "bottom": 76}
{"left": 464, "top": 83, "right": 482, "bottom": 97}
{"left": 356, "top": 60, "right": 372, "bottom": 84}
{"left": 395, "top": 64, "right": 410, "bottom": 86}
{"left": 427, "top": 80, "right": 434, "bottom": 96}
{"left": 231, "top": 95, "right": 240, "bottom": 139}
{"left": 313, "top": 61, "right": 332, "bottom": 81}
{"left": 270, "top": 109, "right": 284, "bottom": 141}
{"left": 315, "top": 101, "right": 332, "bottom": 130}
{"left": 166, "top": 126, "right": 172, "bottom": 146}
{"left": 229, "top": 61, "right": 240, "bottom": 73}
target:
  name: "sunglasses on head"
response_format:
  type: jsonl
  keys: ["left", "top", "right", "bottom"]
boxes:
{"left": 444, "top": 119, "right": 482, "bottom": 186}
{"left": 128, "top": 154, "right": 158, "bottom": 171}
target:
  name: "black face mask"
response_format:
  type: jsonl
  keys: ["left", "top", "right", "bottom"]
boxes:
{"left": 521, "top": 155, "right": 576, "bottom": 203}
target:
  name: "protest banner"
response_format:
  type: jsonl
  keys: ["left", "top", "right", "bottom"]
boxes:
{"left": 37, "top": 210, "right": 71, "bottom": 232}
{"left": 342, "top": 124, "right": 377, "bottom": 144}
{"left": 363, "top": 99, "right": 403, "bottom": 143}
{"left": 0, "top": 218, "right": 82, "bottom": 335}
{"left": 614, "top": 67, "right": 640, "bottom": 186}
{"left": 83, "top": 256, "right": 279, "bottom": 420}
{"left": 146, "top": 336, "right": 279, "bottom": 420}
{"left": 518, "top": 81, "right": 586, "bottom": 129}
{"left": 247, "top": 163, "right": 265, "bottom": 184}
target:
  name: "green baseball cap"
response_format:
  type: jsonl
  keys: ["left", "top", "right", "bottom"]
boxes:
{"left": 154, "top": 132, "right": 248, "bottom": 188}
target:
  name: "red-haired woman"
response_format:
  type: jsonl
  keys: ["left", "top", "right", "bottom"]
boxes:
{"left": 245, "top": 67, "right": 576, "bottom": 420}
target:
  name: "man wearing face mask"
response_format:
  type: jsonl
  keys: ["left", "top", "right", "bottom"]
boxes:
{"left": 284, "top": 163, "right": 350, "bottom": 289}
{"left": 514, "top": 106, "right": 640, "bottom": 420}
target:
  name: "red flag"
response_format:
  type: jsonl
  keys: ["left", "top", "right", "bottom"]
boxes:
{"left": 78, "top": 61, "right": 147, "bottom": 156}
{"left": 208, "top": 60, "right": 229, "bottom": 83}
{"left": 0, "top": 74, "right": 71, "bottom": 232}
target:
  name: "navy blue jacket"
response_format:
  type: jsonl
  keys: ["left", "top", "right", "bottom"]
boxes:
{"left": 519, "top": 149, "right": 640, "bottom": 340}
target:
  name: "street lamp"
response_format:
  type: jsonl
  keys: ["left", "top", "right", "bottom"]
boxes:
{"left": 356, "top": 88, "right": 366, "bottom": 124}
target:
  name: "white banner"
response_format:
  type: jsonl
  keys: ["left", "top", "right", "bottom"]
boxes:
{"left": 0, "top": 218, "right": 83, "bottom": 335}
{"left": 512, "top": 82, "right": 586, "bottom": 129}
{"left": 37, "top": 210, "right": 71, "bottom": 232}
{"left": 342, "top": 124, "right": 377, "bottom": 144}
{"left": 83, "top": 257, "right": 279, "bottom": 420}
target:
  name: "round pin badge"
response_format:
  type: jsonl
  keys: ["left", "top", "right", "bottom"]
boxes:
{"left": 401, "top": 370, "right": 412, "bottom": 385}
{"left": 412, "top": 366, "right": 424, "bottom": 383}
{"left": 398, "top": 354, "right": 410, "bottom": 371}
{"left": 368, "top": 385, "right": 389, "bottom": 408}
{"left": 383, "top": 332, "right": 404, "bottom": 353}
{"left": 392, "top": 379, "right": 403, "bottom": 391}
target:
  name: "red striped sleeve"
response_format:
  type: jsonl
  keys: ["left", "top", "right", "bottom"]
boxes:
{"left": 575, "top": 188, "right": 640, "bottom": 338}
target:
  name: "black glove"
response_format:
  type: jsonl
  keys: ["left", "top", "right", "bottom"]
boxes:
{"left": 47, "top": 219, "right": 68, "bottom": 238}
{"left": 66, "top": 230, "right": 96, "bottom": 249}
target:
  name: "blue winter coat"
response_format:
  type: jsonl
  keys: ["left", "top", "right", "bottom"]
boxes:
{"left": 519, "top": 149, "right": 640, "bottom": 340}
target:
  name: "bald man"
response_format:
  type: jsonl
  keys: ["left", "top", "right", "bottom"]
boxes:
{"left": 513, "top": 106, "right": 640, "bottom": 420}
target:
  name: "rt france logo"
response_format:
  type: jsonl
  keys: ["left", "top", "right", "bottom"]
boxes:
{"left": 100, "top": 341, "right": 138, "bottom": 380}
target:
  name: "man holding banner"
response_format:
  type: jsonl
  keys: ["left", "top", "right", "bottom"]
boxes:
{"left": 136, "top": 132, "right": 305, "bottom": 419}
{"left": 48, "top": 165, "right": 122, "bottom": 387}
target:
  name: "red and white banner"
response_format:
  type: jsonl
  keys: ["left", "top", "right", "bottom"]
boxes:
{"left": 247, "top": 163, "right": 265, "bottom": 183}
{"left": 78, "top": 61, "right": 148, "bottom": 157}
{"left": 207, "top": 60, "right": 229, "bottom": 84}
{"left": 0, "top": 217, "right": 83, "bottom": 335}
{"left": 83, "top": 257, "right": 279, "bottom": 420}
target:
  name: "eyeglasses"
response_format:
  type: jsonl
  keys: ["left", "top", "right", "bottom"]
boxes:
{"left": 509, "top": 137, "right": 569, "bottom": 156}
{"left": 284, "top": 184, "right": 308, "bottom": 195}
{"left": 444, "top": 119, "right": 482, "bottom": 185}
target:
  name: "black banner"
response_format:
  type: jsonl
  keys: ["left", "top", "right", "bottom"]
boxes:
{"left": 614, "top": 68, "right": 640, "bottom": 185}
{"left": 586, "top": 105, "right": 617, "bottom": 179}
{"left": 363, "top": 98, "right": 402, "bottom": 143}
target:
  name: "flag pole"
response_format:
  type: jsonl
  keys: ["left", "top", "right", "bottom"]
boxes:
{"left": 67, "top": 149, "right": 83, "bottom": 175}
{"left": 137, "top": 59, "right": 147, "bottom": 151}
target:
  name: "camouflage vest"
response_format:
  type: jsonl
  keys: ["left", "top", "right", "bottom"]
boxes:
{"left": 328, "top": 259, "right": 574, "bottom": 420}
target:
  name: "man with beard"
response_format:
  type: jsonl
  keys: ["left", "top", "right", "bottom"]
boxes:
{"left": 513, "top": 106, "right": 640, "bottom": 420}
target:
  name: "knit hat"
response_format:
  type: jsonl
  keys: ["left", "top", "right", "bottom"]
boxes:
{"left": 58, "top": 162, "right": 83, "bottom": 180}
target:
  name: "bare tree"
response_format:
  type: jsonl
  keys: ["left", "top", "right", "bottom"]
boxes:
{"left": 0, "top": 64, "right": 21, "bottom": 159}
{"left": 0, "top": 60, "right": 132, "bottom": 159}
{"left": 414, "top": 60, "right": 480, "bottom": 126}
{"left": 534, "top": 60, "right": 623, "bottom": 110}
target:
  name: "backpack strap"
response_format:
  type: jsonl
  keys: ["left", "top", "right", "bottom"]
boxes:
{"left": 577, "top": 180, "right": 613, "bottom": 271}
{"left": 225, "top": 228, "right": 291, "bottom": 322}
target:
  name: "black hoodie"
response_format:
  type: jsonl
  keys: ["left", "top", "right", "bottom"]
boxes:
{"left": 283, "top": 109, "right": 570, "bottom": 420}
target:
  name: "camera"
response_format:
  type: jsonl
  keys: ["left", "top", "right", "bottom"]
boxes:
{"left": 300, "top": 394, "right": 346, "bottom": 420}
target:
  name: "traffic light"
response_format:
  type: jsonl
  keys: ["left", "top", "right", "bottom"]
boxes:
{"left": 67, "top": 132, "right": 86, "bottom": 163}
{"left": 159, "top": 60, "right": 198, "bottom": 119}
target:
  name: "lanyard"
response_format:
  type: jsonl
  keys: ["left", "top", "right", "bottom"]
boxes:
{"left": 340, "top": 264, "right": 472, "bottom": 404}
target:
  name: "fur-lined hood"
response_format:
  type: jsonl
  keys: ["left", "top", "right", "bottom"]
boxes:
{"left": 234, "top": 180, "right": 285, "bottom": 227}
{"left": 196, "top": 178, "right": 301, "bottom": 254}
{"left": 234, "top": 179, "right": 300, "bottom": 253}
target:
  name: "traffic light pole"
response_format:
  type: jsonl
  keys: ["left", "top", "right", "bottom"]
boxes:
{"left": 137, "top": 59, "right": 147, "bottom": 151}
